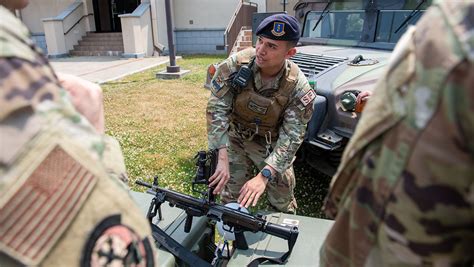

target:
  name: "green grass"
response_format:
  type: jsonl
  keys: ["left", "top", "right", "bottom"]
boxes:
{"left": 103, "top": 54, "right": 331, "bottom": 218}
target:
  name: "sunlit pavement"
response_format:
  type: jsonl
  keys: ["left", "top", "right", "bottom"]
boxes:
{"left": 50, "top": 56, "right": 178, "bottom": 84}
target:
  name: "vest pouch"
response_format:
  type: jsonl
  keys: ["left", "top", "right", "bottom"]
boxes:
{"left": 233, "top": 90, "right": 282, "bottom": 136}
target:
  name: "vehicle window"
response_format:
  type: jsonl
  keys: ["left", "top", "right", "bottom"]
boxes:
{"left": 303, "top": 9, "right": 425, "bottom": 44}
{"left": 375, "top": 10, "right": 424, "bottom": 43}
{"left": 303, "top": 11, "right": 365, "bottom": 40}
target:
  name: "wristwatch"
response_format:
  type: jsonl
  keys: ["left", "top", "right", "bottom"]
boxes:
{"left": 261, "top": 168, "right": 273, "bottom": 182}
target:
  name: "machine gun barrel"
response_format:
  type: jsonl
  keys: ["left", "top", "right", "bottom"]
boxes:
{"left": 136, "top": 180, "right": 298, "bottom": 243}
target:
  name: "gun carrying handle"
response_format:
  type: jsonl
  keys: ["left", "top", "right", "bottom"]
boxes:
{"left": 234, "top": 229, "right": 249, "bottom": 250}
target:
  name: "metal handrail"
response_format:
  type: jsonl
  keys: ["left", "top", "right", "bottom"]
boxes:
{"left": 224, "top": 1, "right": 258, "bottom": 55}
{"left": 42, "top": 1, "right": 90, "bottom": 35}
{"left": 64, "top": 14, "right": 93, "bottom": 35}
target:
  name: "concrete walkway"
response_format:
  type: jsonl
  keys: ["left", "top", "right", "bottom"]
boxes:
{"left": 50, "top": 56, "right": 172, "bottom": 84}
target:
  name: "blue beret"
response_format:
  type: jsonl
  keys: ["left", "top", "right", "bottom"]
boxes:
{"left": 256, "top": 14, "right": 300, "bottom": 41}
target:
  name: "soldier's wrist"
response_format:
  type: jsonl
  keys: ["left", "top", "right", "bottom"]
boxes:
{"left": 257, "top": 173, "right": 270, "bottom": 185}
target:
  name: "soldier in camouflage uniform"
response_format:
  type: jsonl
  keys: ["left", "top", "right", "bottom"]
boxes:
{"left": 207, "top": 14, "right": 315, "bottom": 213}
{"left": 320, "top": 0, "right": 474, "bottom": 265}
{"left": 0, "top": 2, "right": 157, "bottom": 266}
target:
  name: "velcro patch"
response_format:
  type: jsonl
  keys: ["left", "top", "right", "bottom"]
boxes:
{"left": 0, "top": 146, "right": 97, "bottom": 265}
{"left": 248, "top": 100, "right": 268, "bottom": 115}
{"left": 81, "top": 215, "right": 154, "bottom": 267}
{"left": 300, "top": 90, "right": 316, "bottom": 107}
{"left": 212, "top": 76, "right": 225, "bottom": 92}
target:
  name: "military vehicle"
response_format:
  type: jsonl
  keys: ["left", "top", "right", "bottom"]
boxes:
{"left": 292, "top": 0, "right": 432, "bottom": 175}
{"left": 132, "top": 151, "right": 334, "bottom": 266}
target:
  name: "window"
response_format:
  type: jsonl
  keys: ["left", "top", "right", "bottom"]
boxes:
{"left": 303, "top": 11, "right": 365, "bottom": 41}
{"left": 375, "top": 10, "right": 424, "bottom": 43}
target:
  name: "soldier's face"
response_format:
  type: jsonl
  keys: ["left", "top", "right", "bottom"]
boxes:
{"left": 255, "top": 36, "right": 296, "bottom": 70}
{"left": 0, "top": 0, "right": 29, "bottom": 9}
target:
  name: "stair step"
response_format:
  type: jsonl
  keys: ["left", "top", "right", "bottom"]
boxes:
{"left": 79, "top": 40, "right": 123, "bottom": 46}
{"left": 81, "top": 36, "right": 123, "bottom": 42}
{"left": 243, "top": 30, "right": 252, "bottom": 36}
{"left": 70, "top": 32, "right": 124, "bottom": 56}
{"left": 70, "top": 50, "right": 123, "bottom": 57}
{"left": 73, "top": 45, "right": 124, "bottom": 51}
{"left": 86, "top": 32, "right": 123, "bottom": 37}
{"left": 238, "top": 41, "right": 252, "bottom": 46}
{"left": 242, "top": 36, "right": 252, "bottom": 42}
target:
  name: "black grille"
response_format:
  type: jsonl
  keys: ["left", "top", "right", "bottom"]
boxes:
{"left": 290, "top": 53, "right": 347, "bottom": 77}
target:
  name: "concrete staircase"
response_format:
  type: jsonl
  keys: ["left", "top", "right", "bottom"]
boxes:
{"left": 230, "top": 27, "right": 253, "bottom": 55}
{"left": 70, "top": 32, "right": 124, "bottom": 56}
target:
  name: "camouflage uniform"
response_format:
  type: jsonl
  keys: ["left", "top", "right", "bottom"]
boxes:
{"left": 207, "top": 48, "right": 315, "bottom": 213}
{"left": 320, "top": 1, "right": 474, "bottom": 266}
{"left": 0, "top": 6, "right": 157, "bottom": 266}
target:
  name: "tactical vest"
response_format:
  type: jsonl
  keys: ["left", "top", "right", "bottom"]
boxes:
{"left": 230, "top": 51, "right": 299, "bottom": 138}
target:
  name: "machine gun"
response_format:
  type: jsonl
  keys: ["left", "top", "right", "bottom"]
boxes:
{"left": 136, "top": 151, "right": 299, "bottom": 265}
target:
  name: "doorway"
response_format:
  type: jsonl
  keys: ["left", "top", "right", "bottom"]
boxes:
{"left": 92, "top": 0, "right": 140, "bottom": 32}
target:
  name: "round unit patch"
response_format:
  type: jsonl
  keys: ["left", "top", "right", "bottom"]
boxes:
{"left": 81, "top": 215, "right": 154, "bottom": 267}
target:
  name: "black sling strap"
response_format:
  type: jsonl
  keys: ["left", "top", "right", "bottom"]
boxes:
{"left": 150, "top": 223, "right": 211, "bottom": 267}
{"left": 246, "top": 234, "right": 297, "bottom": 267}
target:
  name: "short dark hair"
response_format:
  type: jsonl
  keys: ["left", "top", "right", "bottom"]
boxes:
{"left": 287, "top": 40, "right": 298, "bottom": 49}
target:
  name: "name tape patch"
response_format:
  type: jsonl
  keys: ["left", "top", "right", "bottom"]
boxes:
{"left": 248, "top": 101, "right": 268, "bottom": 115}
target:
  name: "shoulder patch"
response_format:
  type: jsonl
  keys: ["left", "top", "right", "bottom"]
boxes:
{"left": 300, "top": 89, "right": 316, "bottom": 107}
{"left": 0, "top": 146, "right": 98, "bottom": 266}
{"left": 211, "top": 62, "right": 233, "bottom": 98}
{"left": 81, "top": 215, "right": 154, "bottom": 267}
{"left": 212, "top": 75, "right": 225, "bottom": 92}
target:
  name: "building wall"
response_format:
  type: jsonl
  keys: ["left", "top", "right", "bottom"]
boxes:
{"left": 19, "top": 0, "right": 257, "bottom": 56}
{"left": 265, "top": 0, "right": 298, "bottom": 16}
{"left": 31, "top": 34, "right": 48, "bottom": 54}
{"left": 21, "top": 0, "right": 76, "bottom": 34}
{"left": 172, "top": 0, "right": 239, "bottom": 54}
{"left": 175, "top": 29, "right": 225, "bottom": 54}
{"left": 250, "top": 0, "right": 266, "bottom": 13}
{"left": 173, "top": 0, "right": 239, "bottom": 30}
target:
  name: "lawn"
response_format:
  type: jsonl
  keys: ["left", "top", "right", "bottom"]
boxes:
{"left": 102, "top": 55, "right": 331, "bottom": 218}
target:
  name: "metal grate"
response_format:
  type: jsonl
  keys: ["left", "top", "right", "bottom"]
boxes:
{"left": 290, "top": 53, "right": 347, "bottom": 77}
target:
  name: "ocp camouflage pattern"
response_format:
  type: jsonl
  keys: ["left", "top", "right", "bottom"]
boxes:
{"left": 320, "top": 1, "right": 474, "bottom": 266}
{"left": 0, "top": 6, "right": 155, "bottom": 265}
{"left": 206, "top": 48, "right": 315, "bottom": 174}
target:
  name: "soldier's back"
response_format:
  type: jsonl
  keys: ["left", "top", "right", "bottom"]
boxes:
{"left": 0, "top": 6, "right": 156, "bottom": 266}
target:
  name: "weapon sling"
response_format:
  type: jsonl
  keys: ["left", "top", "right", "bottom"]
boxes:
{"left": 247, "top": 236, "right": 297, "bottom": 267}
{"left": 150, "top": 223, "right": 211, "bottom": 267}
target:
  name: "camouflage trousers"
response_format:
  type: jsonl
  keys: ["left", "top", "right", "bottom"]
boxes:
{"left": 221, "top": 130, "right": 297, "bottom": 213}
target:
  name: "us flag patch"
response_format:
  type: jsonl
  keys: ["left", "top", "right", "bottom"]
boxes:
{"left": 0, "top": 146, "right": 97, "bottom": 265}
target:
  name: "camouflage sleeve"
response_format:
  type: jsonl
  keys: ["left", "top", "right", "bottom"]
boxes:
{"left": 265, "top": 72, "right": 315, "bottom": 173}
{"left": 206, "top": 56, "right": 238, "bottom": 150}
{"left": 0, "top": 55, "right": 158, "bottom": 265}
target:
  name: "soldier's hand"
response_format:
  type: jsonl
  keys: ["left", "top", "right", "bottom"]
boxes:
{"left": 57, "top": 73, "right": 105, "bottom": 133}
{"left": 209, "top": 148, "right": 230, "bottom": 194}
{"left": 238, "top": 174, "right": 268, "bottom": 208}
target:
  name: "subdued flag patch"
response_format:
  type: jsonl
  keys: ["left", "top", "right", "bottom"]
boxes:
{"left": 0, "top": 146, "right": 97, "bottom": 266}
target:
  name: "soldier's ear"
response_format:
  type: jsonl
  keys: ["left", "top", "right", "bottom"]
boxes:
{"left": 285, "top": 47, "right": 297, "bottom": 59}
